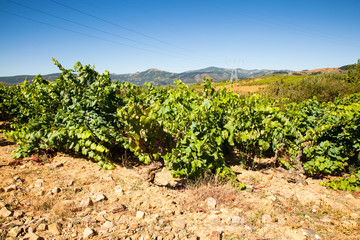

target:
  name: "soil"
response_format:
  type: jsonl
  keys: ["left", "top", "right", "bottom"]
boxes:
{"left": 0, "top": 128, "right": 360, "bottom": 240}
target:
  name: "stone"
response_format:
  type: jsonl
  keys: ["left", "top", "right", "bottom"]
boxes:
{"left": 205, "top": 197, "right": 217, "bottom": 210}
{"left": 212, "top": 210, "right": 221, "bottom": 215}
{"left": 98, "top": 210, "right": 107, "bottom": 216}
{"left": 230, "top": 216, "right": 246, "bottom": 225}
{"left": 92, "top": 193, "right": 107, "bottom": 203}
{"left": 53, "top": 162, "right": 63, "bottom": 168}
{"left": 7, "top": 198, "right": 17, "bottom": 205}
{"left": 345, "top": 194, "right": 355, "bottom": 200}
{"left": 129, "top": 221, "right": 139, "bottom": 229}
{"left": 110, "top": 202, "right": 126, "bottom": 213}
{"left": 82, "top": 215, "right": 92, "bottom": 224}
{"left": 172, "top": 219, "right": 187, "bottom": 229}
{"left": 244, "top": 225, "right": 252, "bottom": 231}
{"left": 210, "top": 216, "right": 221, "bottom": 225}
{"left": 95, "top": 215, "right": 106, "bottom": 222}
{"left": 119, "top": 224, "right": 128, "bottom": 230}
{"left": 102, "top": 221, "right": 114, "bottom": 229}
{"left": 34, "top": 189, "right": 45, "bottom": 196}
{"left": 28, "top": 226, "right": 35, "bottom": 233}
{"left": 74, "top": 187, "right": 82, "bottom": 193}
{"left": 34, "top": 179, "right": 43, "bottom": 188}
{"left": 209, "top": 231, "right": 222, "bottom": 240}
{"left": 23, "top": 231, "right": 41, "bottom": 240}
{"left": 83, "top": 227, "right": 95, "bottom": 239}
{"left": 5, "top": 184, "right": 17, "bottom": 192}
{"left": 14, "top": 176, "right": 23, "bottom": 183}
{"left": 136, "top": 211, "right": 145, "bottom": 219}
{"left": 8, "top": 226, "right": 22, "bottom": 238}
{"left": 114, "top": 185, "right": 124, "bottom": 195}
{"left": 13, "top": 210, "right": 24, "bottom": 218}
{"left": 188, "top": 236, "right": 199, "bottom": 240}
{"left": 79, "top": 197, "right": 93, "bottom": 208}
{"left": 266, "top": 195, "right": 277, "bottom": 202}
{"left": 48, "top": 222, "right": 62, "bottom": 235}
{"left": 0, "top": 200, "right": 6, "bottom": 208}
{"left": 302, "top": 228, "right": 316, "bottom": 236}
{"left": 67, "top": 180, "right": 74, "bottom": 186}
{"left": 100, "top": 174, "right": 114, "bottom": 181}
{"left": 0, "top": 207, "right": 12, "bottom": 218}
{"left": 320, "top": 216, "right": 332, "bottom": 223}
{"left": 51, "top": 187, "right": 61, "bottom": 194}
{"left": 261, "top": 214, "right": 272, "bottom": 224}
{"left": 37, "top": 223, "right": 47, "bottom": 231}
{"left": 0, "top": 187, "right": 4, "bottom": 193}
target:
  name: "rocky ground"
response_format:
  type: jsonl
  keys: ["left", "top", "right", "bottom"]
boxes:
{"left": 0, "top": 132, "right": 360, "bottom": 240}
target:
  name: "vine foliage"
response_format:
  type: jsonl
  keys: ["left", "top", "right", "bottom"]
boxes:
{"left": 1, "top": 60, "right": 359, "bottom": 190}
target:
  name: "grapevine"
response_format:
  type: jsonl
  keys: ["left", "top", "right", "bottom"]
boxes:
{"left": 1, "top": 60, "right": 359, "bottom": 189}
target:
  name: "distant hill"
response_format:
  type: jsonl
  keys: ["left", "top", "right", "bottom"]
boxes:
{"left": 110, "top": 69, "right": 176, "bottom": 86}
{"left": 0, "top": 67, "right": 288, "bottom": 86}
{"left": 0, "top": 73, "right": 59, "bottom": 85}
{"left": 339, "top": 64, "right": 356, "bottom": 71}
{"left": 110, "top": 67, "right": 284, "bottom": 85}
{"left": 292, "top": 67, "right": 345, "bottom": 76}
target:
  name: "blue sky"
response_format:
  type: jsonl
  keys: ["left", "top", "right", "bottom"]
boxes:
{"left": 0, "top": 0, "right": 359, "bottom": 76}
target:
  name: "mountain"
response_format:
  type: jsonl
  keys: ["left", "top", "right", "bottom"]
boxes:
{"left": 0, "top": 67, "right": 287, "bottom": 86}
{"left": 110, "top": 69, "right": 176, "bottom": 86}
{"left": 0, "top": 73, "right": 59, "bottom": 85}
{"left": 110, "top": 67, "right": 282, "bottom": 85}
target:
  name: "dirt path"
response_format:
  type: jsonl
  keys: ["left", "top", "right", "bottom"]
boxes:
{"left": 0, "top": 132, "right": 359, "bottom": 239}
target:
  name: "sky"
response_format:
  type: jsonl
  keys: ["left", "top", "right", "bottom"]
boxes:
{"left": 0, "top": 0, "right": 359, "bottom": 76}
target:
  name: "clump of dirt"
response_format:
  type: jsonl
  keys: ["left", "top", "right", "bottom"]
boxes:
{"left": 0, "top": 131, "right": 359, "bottom": 240}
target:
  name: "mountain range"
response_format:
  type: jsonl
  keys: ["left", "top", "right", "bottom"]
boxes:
{"left": 0, "top": 67, "right": 288, "bottom": 86}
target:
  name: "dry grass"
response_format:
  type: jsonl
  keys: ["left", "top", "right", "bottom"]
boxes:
{"left": 32, "top": 196, "right": 56, "bottom": 212}
{"left": 181, "top": 175, "right": 241, "bottom": 212}
{"left": 50, "top": 199, "right": 76, "bottom": 218}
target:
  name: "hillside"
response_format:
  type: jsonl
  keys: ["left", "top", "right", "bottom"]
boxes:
{"left": 110, "top": 69, "right": 176, "bottom": 86}
{"left": 292, "top": 68, "right": 346, "bottom": 76}
{"left": 0, "top": 131, "right": 359, "bottom": 240}
{"left": 0, "top": 74, "right": 60, "bottom": 85}
{"left": 0, "top": 67, "right": 284, "bottom": 86}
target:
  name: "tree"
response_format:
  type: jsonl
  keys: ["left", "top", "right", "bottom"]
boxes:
{"left": 355, "top": 59, "right": 360, "bottom": 81}
{"left": 347, "top": 59, "right": 360, "bottom": 83}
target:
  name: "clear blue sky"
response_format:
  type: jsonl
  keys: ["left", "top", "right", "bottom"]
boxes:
{"left": 0, "top": 0, "right": 359, "bottom": 76}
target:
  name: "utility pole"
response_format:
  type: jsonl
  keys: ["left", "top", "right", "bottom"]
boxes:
{"left": 229, "top": 59, "right": 240, "bottom": 83}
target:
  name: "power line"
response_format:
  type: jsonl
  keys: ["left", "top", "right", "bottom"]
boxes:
{"left": 0, "top": 8, "right": 169, "bottom": 55}
{"left": 6, "top": 0, "right": 193, "bottom": 58}
{"left": 49, "top": 0, "right": 211, "bottom": 59}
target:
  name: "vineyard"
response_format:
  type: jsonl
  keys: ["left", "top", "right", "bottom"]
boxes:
{"left": 1, "top": 59, "right": 360, "bottom": 191}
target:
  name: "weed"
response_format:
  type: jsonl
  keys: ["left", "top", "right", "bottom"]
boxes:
{"left": 180, "top": 175, "right": 241, "bottom": 212}
{"left": 33, "top": 198, "right": 55, "bottom": 212}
